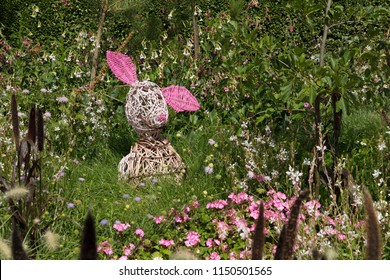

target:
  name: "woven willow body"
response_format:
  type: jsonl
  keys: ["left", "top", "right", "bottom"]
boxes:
{"left": 118, "top": 138, "right": 185, "bottom": 182}
{"left": 119, "top": 80, "right": 185, "bottom": 182}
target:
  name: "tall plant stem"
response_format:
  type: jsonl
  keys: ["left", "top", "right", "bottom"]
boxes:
{"left": 313, "top": 0, "right": 333, "bottom": 196}
{"left": 319, "top": 0, "right": 332, "bottom": 67}
{"left": 90, "top": 0, "right": 109, "bottom": 83}
{"left": 192, "top": 13, "right": 200, "bottom": 60}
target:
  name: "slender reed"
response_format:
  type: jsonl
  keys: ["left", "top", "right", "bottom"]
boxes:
{"left": 11, "top": 93, "right": 20, "bottom": 151}
{"left": 275, "top": 190, "right": 310, "bottom": 260}
{"left": 252, "top": 201, "right": 265, "bottom": 260}
{"left": 11, "top": 221, "right": 29, "bottom": 260}
{"left": 363, "top": 189, "right": 382, "bottom": 260}
{"left": 80, "top": 211, "right": 97, "bottom": 260}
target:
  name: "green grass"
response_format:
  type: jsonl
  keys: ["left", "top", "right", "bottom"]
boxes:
{"left": 1, "top": 117, "right": 388, "bottom": 260}
{"left": 4, "top": 125, "right": 232, "bottom": 259}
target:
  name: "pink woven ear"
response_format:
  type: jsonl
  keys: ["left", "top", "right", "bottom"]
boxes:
{"left": 106, "top": 51, "right": 138, "bottom": 85}
{"left": 162, "top": 86, "right": 200, "bottom": 112}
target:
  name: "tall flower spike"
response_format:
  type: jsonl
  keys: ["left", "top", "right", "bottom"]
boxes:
{"left": 37, "top": 109, "right": 44, "bottom": 152}
{"left": 80, "top": 211, "right": 97, "bottom": 260}
{"left": 252, "top": 201, "right": 265, "bottom": 260}
{"left": 12, "top": 221, "right": 29, "bottom": 260}
{"left": 26, "top": 106, "right": 36, "bottom": 144}
{"left": 283, "top": 190, "right": 309, "bottom": 260}
{"left": 363, "top": 189, "right": 382, "bottom": 260}
{"left": 11, "top": 93, "right": 20, "bottom": 151}
{"left": 106, "top": 50, "right": 138, "bottom": 85}
{"left": 275, "top": 190, "right": 309, "bottom": 260}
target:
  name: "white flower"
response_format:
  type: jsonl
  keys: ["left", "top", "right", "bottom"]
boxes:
{"left": 247, "top": 171, "right": 255, "bottom": 179}
{"left": 183, "top": 49, "right": 190, "bottom": 57}
{"left": 378, "top": 141, "right": 386, "bottom": 151}
{"left": 168, "top": 10, "right": 174, "bottom": 20}
{"left": 204, "top": 166, "right": 213, "bottom": 174}
{"left": 161, "top": 32, "right": 168, "bottom": 41}
{"left": 208, "top": 139, "right": 216, "bottom": 146}
{"left": 286, "top": 165, "right": 303, "bottom": 185}
{"left": 372, "top": 169, "right": 381, "bottom": 179}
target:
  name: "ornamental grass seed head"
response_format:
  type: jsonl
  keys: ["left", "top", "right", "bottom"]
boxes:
{"left": 43, "top": 230, "right": 60, "bottom": 251}
{"left": 5, "top": 186, "right": 29, "bottom": 200}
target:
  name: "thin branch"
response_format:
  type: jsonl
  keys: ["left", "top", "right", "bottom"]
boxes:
{"left": 319, "top": 0, "right": 332, "bottom": 67}
{"left": 90, "top": 0, "right": 109, "bottom": 82}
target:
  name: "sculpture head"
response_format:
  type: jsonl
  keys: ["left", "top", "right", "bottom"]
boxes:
{"left": 106, "top": 51, "right": 200, "bottom": 139}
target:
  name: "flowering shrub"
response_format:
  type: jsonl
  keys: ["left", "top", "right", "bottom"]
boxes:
{"left": 97, "top": 188, "right": 389, "bottom": 260}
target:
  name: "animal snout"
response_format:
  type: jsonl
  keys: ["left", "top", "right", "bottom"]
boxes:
{"left": 156, "top": 114, "right": 168, "bottom": 123}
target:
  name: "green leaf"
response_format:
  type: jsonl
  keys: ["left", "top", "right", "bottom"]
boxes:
{"left": 280, "top": 82, "right": 293, "bottom": 101}
{"left": 336, "top": 96, "right": 347, "bottom": 114}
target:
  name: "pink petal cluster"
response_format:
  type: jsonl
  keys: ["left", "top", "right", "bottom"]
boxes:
{"left": 135, "top": 228, "right": 144, "bottom": 237}
{"left": 153, "top": 215, "right": 167, "bottom": 224}
{"left": 113, "top": 221, "right": 130, "bottom": 232}
{"left": 159, "top": 239, "right": 175, "bottom": 248}
{"left": 208, "top": 252, "right": 221, "bottom": 260}
{"left": 184, "top": 231, "right": 200, "bottom": 247}
{"left": 228, "top": 192, "right": 250, "bottom": 204}
{"left": 206, "top": 199, "right": 228, "bottom": 209}
{"left": 123, "top": 243, "right": 135, "bottom": 256}
{"left": 97, "top": 241, "right": 113, "bottom": 256}
{"left": 216, "top": 221, "right": 230, "bottom": 240}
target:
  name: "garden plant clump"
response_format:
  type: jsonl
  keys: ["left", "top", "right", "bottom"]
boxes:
{"left": 0, "top": 0, "right": 389, "bottom": 260}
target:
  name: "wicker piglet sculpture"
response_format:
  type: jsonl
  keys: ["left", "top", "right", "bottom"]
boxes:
{"left": 106, "top": 51, "right": 200, "bottom": 182}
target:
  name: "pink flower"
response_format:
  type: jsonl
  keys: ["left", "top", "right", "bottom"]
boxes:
{"left": 184, "top": 231, "right": 200, "bottom": 247}
{"left": 239, "top": 250, "right": 252, "bottom": 259}
{"left": 337, "top": 233, "right": 346, "bottom": 241}
{"left": 256, "top": 174, "right": 264, "bottom": 182}
{"left": 206, "top": 199, "right": 228, "bottom": 209}
{"left": 209, "top": 252, "right": 221, "bottom": 260}
{"left": 275, "top": 192, "right": 287, "bottom": 200}
{"left": 97, "top": 241, "right": 113, "bottom": 256}
{"left": 123, "top": 243, "right": 135, "bottom": 256}
{"left": 229, "top": 252, "right": 237, "bottom": 260}
{"left": 135, "top": 228, "right": 144, "bottom": 238}
{"left": 224, "top": 87, "right": 229, "bottom": 92}
{"left": 192, "top": 200, "right": 200, "bottom": 209}
{"left": 113, "top": 221, "right": 130, "bottom": 232}
{"left": 206, "top": 238, "right": 213, "bottom": 248}
{"left": 217, "top": 221, "right": 230, "bottom": 240}
{"left": 228, "top": 192, "right": 249, "bottom": 204}
{"left": 159, "top": 239, "right": 175, "bottom": 248}
{"left": 272, "top": 198, "right": 285, "bottom": 211}
{"left": 118, "top": 255, "right": 128, "bottom": 260}
{"left": 175, "top": 213, "right": 189, "bottom": 223}
{"left": 153, "top": 215, "right": 167, "bottom": 224}
{"left": 56, "top": 96, "right": 69, "bottom": 103}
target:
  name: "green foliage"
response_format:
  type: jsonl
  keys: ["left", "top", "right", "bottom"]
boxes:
{"left": 0, "top": 0, "right": 389, "bottom": 260}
